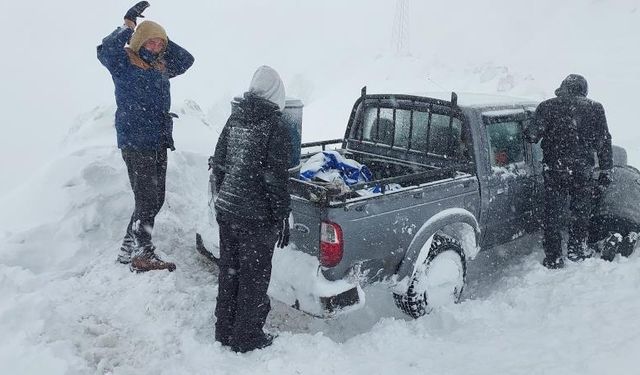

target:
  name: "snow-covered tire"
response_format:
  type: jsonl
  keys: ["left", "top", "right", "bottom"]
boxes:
{"left": 393, "top": 234, "right": 466, "bottom": 319}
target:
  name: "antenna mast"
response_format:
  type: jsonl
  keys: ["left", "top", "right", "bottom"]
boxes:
{"left": 392, "top": 0, "right": 411, "bottom": 56}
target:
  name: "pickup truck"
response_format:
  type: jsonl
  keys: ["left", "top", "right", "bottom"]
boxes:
{"left": 199, "top": 88, "right": 640, "bottom": 319}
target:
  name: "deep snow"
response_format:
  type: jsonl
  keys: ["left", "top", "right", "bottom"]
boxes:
{"left": 2, "top": 101, "right": 640, "bottom": 374}
{"left": 2, "top": 1, "right": 640, "bottom": 374}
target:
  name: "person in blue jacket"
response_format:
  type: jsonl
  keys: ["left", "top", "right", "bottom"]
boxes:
{"left": 97, "top": 2, "right": 194, "bottom": 272}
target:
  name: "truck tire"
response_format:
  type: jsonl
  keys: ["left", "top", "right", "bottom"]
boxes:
{"left": 393, "top": 234, "right": 466, "bottom": 318}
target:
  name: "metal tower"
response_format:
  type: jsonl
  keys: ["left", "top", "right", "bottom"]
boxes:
{"left": 392, "top": 0, "right": 411, "bottom": 56}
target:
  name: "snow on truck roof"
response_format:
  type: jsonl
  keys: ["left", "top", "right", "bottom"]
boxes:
{"left": 407, "top": 92, "right": 538, "bottom": 109}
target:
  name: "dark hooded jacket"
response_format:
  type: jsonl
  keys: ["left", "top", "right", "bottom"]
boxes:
{"left": 213, "top": 94, "right": 292, "bottom": 224}
{"left": 97, "top": 27, "right": 194, "bottom": 151}
{"left": 527, "top": 74, "right": 612, "bottom": 171}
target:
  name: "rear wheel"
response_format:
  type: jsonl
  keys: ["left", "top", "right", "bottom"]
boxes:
{"left": 394, "top": 234, "right": 466, "bottom": 318}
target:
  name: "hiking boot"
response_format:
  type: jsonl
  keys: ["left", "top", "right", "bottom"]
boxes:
{"left": 567, "top": 240, "right": 594, "bottom": 262}
{"left": 620, "top": 233, "right": 639, "bottom": 258}
{"left": 116, "top": 237, "right": 136, "bottom": 264}
{"left": 599, "top": 233, "right": 621, "bottom": 262}
{"left": 232, "top": 333, "right": 276, "bottom": 353}
{"left": 542, "top": 256, "right": 565, "bottom": 269}
{"left": 130, "top": 246, "right": 176, "bottom": 273}
{"left": 567, "top": 248, "right": 594, "bottom": 262}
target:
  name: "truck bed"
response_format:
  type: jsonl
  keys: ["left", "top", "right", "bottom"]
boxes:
{"left": 290, "top": 140, "right": 474, "bottom": 206}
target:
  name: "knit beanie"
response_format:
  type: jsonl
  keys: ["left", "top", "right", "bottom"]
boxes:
{"left": 129, "top": 20, "right": 168, "bottom": 53}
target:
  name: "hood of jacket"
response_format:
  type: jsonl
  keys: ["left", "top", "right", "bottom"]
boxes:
{"left": 555, "top": 74, "right": 589, "bottom": 97}
{"left": 129, "top": 20, "right": 168, "bottom": 53}
{"left": 247, "top": 65, "right": 286, "bottom": 111}
{"left": 236, "top": 92, "right": 282, "bottom": 122}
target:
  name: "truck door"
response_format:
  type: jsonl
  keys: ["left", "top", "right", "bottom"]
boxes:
{"left": 483, "top": 113, "right": 539, "bottom": 247}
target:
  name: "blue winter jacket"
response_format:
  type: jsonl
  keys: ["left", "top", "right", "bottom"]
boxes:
{"left": 97, "top": 27, "right": 194, "bottom": 151}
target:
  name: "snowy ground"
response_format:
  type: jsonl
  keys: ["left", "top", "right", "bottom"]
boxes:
{"left": 1, "top": 100, "right": 640, "bottom": 374}
{"left": 2, "top": 1, "right": 640, "bottom": 374}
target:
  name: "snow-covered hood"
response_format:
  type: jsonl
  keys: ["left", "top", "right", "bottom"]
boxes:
{"left": 248, "top": 65, "right": 286, "bottom": 111}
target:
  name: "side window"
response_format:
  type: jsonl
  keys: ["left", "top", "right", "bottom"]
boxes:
{"left": 429, "top": 114, "right": 462, "bottom": 158}
{"left": 486, "top": 121, "right": 525, "bottom": 167}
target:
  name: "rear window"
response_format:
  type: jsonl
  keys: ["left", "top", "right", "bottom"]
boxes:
{"left": 356, "top": 105, "right": 465, "bottom": 159}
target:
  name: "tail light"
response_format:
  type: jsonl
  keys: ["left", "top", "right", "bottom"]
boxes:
{"left": 320, "top": 221, "right": 344, "bottom": 267}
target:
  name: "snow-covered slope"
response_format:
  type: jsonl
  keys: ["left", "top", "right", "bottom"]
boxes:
{"left": 2, "top": 0, "right": 640, "bottom": 374}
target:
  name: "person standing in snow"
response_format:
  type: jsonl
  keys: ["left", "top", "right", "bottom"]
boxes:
{"left": 526, "top": 74, "right": 613, "bottom": 269}
{"left": 97, "top": 2, "right": 194, "bottom": 272}
{"left": 212, "top": 66, "right": 292, "bottom": 353}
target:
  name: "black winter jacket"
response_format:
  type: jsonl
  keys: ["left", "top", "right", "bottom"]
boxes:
{"left": 213, "top": 94, "right": 292, "bottom": 224}
{"left": 528, "top": 80, "right": 612, "bottom": 172}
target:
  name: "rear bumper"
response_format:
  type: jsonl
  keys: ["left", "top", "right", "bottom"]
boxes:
{"left": 268, "top": 247, "right": 365, "bottom": 318}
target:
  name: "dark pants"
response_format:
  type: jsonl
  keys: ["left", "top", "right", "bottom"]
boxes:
{"left": 543, "top": 169, "right": 596, "bottom": 259}
{"left": 121, "top": 149, "right": 168, "bottom": 248}
{"left": 215, "top": 217, "right": 277, "bottom": 350}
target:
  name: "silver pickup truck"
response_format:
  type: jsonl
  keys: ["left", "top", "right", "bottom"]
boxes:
{"left": 200, "top": 88, "right": 640, "bottom": 319}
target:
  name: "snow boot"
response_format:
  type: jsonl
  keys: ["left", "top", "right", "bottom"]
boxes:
{"left": 567, "top": 241, "right": 594, "bottom": 263}
{"left": 232, "top": 333, "right": 276, "bottom": 353}
{"left": 567, "top": 248, "right": 594, "bottom": 262}
{"left": 619, "top": 233, "right": 639, "bottom": 258}
{"left": 117, "top": 236, "right": 136, "bottom": 264}
{"left": 542, "top": 256, "right": 565, "bottom": 269}
{"left": 130, "top": 246, "right": 176, "bottom": 273}
{"left": 599, "top": 233, "right": 622, "bottom": 262}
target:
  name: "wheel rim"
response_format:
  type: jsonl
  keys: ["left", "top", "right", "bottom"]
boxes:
{"left": 416, "top": 250, "right": 464, "bottom": 309}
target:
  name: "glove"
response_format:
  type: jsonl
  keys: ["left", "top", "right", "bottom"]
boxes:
{"left": 276, "top": 218, "right": 290, "bottom": 248}
{"left": 598, "top": 170, "right": 613, "bottom": 187}
{"left": 124, "top": 1, "right": 150, "bottom": 25}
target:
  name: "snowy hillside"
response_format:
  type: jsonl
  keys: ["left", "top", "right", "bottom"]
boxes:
{"left": 2, "top": 0, "right": 640, "bottom": 374}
